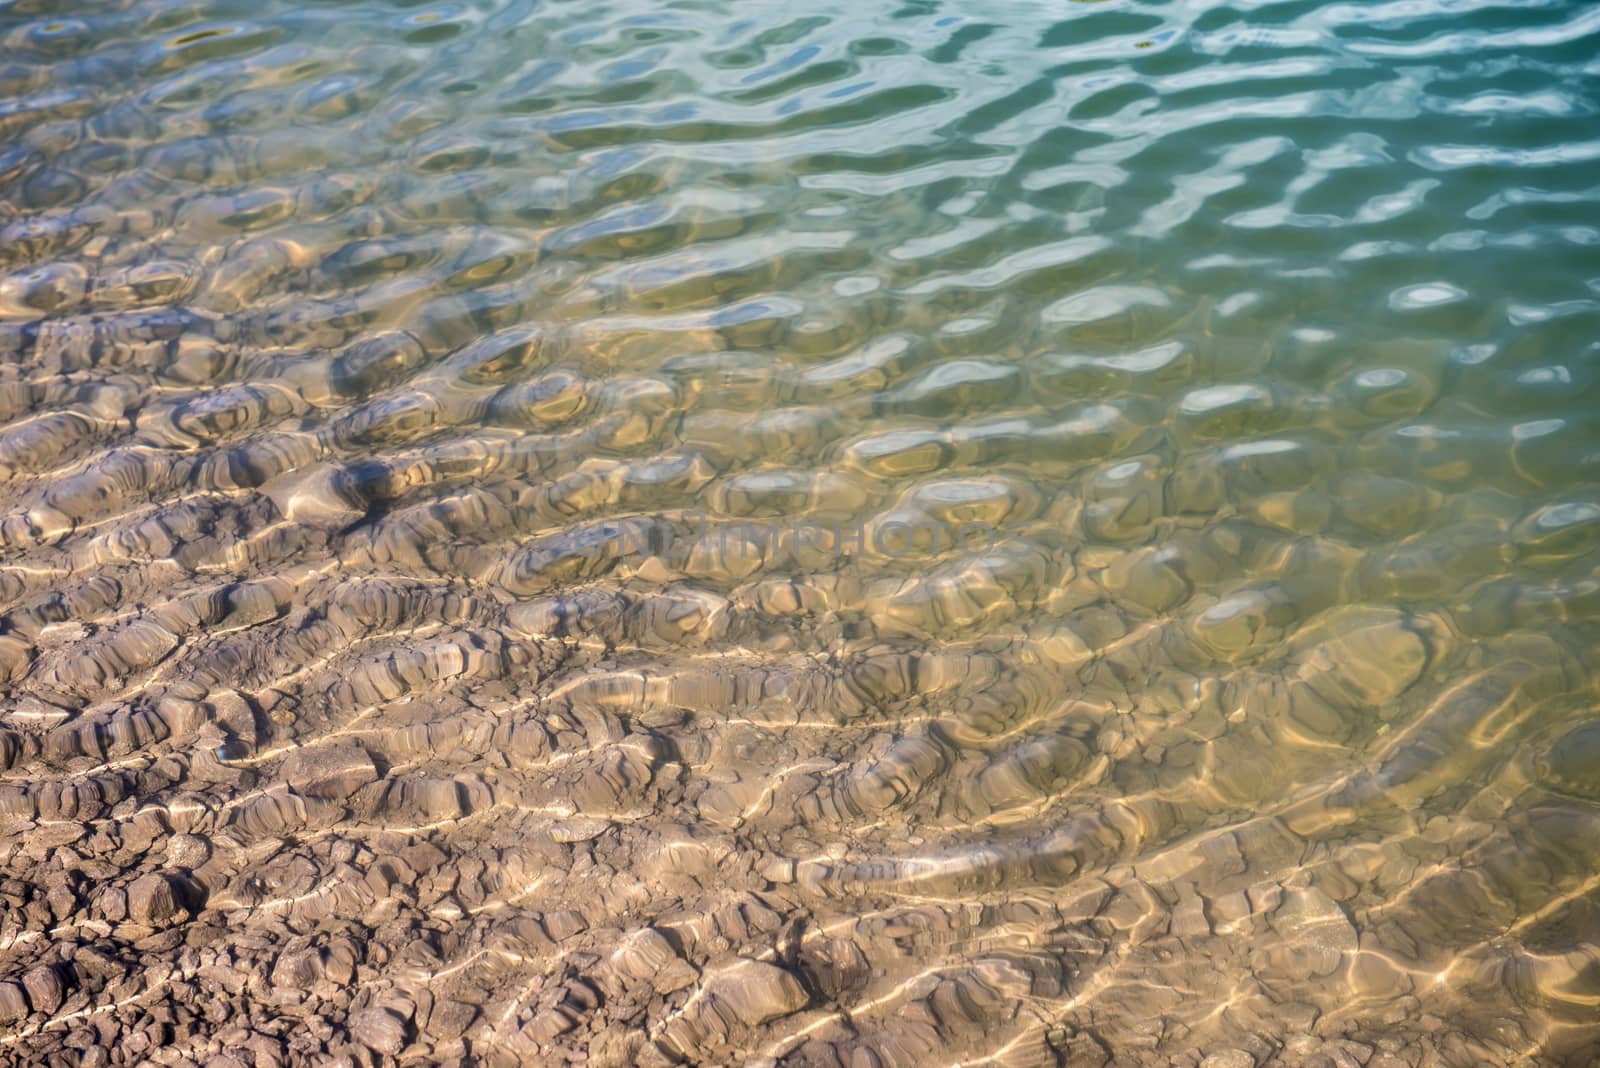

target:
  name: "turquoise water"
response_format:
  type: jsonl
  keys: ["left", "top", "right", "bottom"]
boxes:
{"left": 1, "top": 0, "right": 1598, "bottom": 1063}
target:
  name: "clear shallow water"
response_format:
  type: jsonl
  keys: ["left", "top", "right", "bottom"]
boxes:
{"left": 1, "top": 0, "right": 1599, "bottom": 1063}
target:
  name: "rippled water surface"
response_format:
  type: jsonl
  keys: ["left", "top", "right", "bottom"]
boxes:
{"left": 2, "top": 0, "right": 1599, "bottom": 1063}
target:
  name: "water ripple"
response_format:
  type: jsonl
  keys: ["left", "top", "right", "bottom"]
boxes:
{"left": 1, "top": 0, "right": 1598, "bottom": 1064}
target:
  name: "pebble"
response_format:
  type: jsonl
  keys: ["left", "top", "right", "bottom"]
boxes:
{"left": 281, "top": 746, "right": 380, "bottom": 800}
{"left": 21, "top": 963, "right": 65, "bottom": 1014}
{"left": 167, "top": 833, "right": 211, "bottom": 868}
{"left": 128, "top": 873, "right": 184, "bottom": 927}
{"left": 1201, "top": 1054, "right": 1256, "bottom": 1068}
{"left": 349, "top": 1007, "right": 408, "bottom": 1054}
{"left": 0, "top": 262, "right": 89, "bottom": 317}
{"left": 1545, "top": 723, "right": 1600, "bottom": 801}
{"left": 0, "top": 980, "right": 29, "bottom": 1023}
{"left": 702, "top": 959, "right": 808, "bottom": 1027}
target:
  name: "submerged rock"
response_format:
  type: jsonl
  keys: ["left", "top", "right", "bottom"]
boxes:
{"left": 0, "top": 980, "right": 28, "bottom": 1023}
{"left": 349, "top": 1007, "right": 408, "bottom": 1055}
{"left": 21, "top": 964, "right": 66, "bottom": 1015}
{"left": 128, "top": 873, "right": 186, "bottom": 927}
{"left": 702, "top": 958, "right": 808, "bottom": 1026}
{"left": 1545, "top": 723, "right": 1600, "bottom": 801}
{"left": 281, "top": 745, "right": 380, "bottom": 800}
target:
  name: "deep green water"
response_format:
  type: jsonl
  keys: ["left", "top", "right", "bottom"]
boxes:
{"left": 1, "top": 0, "right": 1598, "bottom": 1064}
